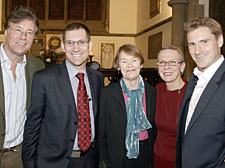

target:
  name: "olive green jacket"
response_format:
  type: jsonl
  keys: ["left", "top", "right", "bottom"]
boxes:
{"left": 0, "top": 54, "right": 45, "bottom": 159}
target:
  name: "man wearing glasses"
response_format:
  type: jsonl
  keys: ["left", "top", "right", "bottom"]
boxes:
{"left": 0, "top": 6, "right": 44, "bottom": 168}
{"left": 22, "top": 23, "right": 104, "bottom": 168}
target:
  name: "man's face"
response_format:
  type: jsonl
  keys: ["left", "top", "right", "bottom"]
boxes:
{"left": 187, "top": 27, "right": 224, "bottom": 72}
{"left": 63, "top": 28, "right": 92, "bottom": 71}
{"left": 4, "top": 19, "right": 36, "bottom": 61}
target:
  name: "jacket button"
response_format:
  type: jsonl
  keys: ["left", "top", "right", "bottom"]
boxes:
{"left": 74, "top": 121, "right": 77, "bottom": 125}
{"left": 66, "top": 156, "right": 70, "bottom": 159}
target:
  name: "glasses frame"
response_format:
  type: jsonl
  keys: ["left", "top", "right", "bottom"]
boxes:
{"left": 10, "top": 26, "right": 35, "bottom": 37}
{"left": 64, "top": 40, "right": 89, "bottom": 48}
{"left": 156, "top": 60, "right": 184, "bottom": 66}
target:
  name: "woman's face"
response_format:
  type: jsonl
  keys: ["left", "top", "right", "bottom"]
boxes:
{"left": 157, "top": 49, "right": 185, "bottom": 84}
{"left": 118, "top": 51, "right": 142, "bottom": 82}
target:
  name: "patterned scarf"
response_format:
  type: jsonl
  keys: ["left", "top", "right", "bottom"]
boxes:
{"left": 120, "top": 76, "right": 152, "bottom": 159}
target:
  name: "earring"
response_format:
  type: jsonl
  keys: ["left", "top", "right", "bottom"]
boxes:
{"left": 117, "top": 69, "right": 120, "bottom": 75}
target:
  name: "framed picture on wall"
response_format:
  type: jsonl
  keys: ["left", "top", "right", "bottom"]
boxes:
{"left": 44, "top": 31, "right": 64, "bottom": 53}
{"left": 148, "top": 32, "right": 162, "bottom": 59}
{"left": 42, "top": 31, "right": 66, "bottom": 66}
{"left": 150, "top": 0, "right": 160, "bottom": 18}
{"left": 100, "top": 43, "right": 115, "bottom": 69}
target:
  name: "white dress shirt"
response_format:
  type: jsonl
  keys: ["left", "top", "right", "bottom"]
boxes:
{"left": 185, "top": 56, "right": 224, "bottom": 133}
{"left": 0, "top": 43, "right": 27, "bottom": 148}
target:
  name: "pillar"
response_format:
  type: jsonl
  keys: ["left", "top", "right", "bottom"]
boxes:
{"left": 168, "top": 0, "right": 188, "bottom": 53}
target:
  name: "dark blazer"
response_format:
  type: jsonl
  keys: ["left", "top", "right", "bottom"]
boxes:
{"left": 176, "top": 60, "right": 225, "bottom": 168}
{"left": 98, "top": 80, "right": 157, "bottom": 168}
{"left": 22, "top": 62, "right": 104, "bottom": 168}
{"left": 0, "top": 55, "right": 44, "bottom": 159}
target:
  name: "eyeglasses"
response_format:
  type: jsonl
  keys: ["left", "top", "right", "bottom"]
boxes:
{"left": 10, "top": 27, "right": 35, "bottom": 37}
{"left": 64, "top": 40, "right": 89, "bottom": 47}
{"left": 157, "top": 60, "right": 183, "bottom": 66}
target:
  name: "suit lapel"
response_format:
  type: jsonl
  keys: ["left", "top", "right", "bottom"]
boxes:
{"left": 25, "top": 56, "right": 32, "bottom": 112}
{"left": 111, "top": 81, "right": 127, "bottom": 119}
{"left": 186, "top": 61, "right": 225, "bottom": 134}
{"left": 144, "top": 82, "right": 151, "bottom": 122}
{"left": 56, "top": 62, "right": 76, "bottom": 111}
{"left": 86, "top": 68, "right": 97, "bottom": 116}
{"left": 177, "top": 74, "right": 197, "bottom": 139}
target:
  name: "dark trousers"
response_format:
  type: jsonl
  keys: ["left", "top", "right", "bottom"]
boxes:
{"left": 68, "top": 147, "right": 95, "bottom": 168}
{"left": 123, "top": 140, "right": 149, "bottom": 168}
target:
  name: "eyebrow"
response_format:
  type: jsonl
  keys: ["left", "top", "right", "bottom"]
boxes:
{"left": 15, "top": 25, "right": 35, "bottom": 31}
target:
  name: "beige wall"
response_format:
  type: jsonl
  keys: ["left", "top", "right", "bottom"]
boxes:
{"left": 110, "top": 0, "right": 137, "bottom": 34}
{"left": 137, "top": 0, "right": 172, "bottom": 32}
{"left": 135, "top": 0, "right": 172, "bottom": 68}
{"left": 136, "top": 22, "right": 172, "bottom": 68}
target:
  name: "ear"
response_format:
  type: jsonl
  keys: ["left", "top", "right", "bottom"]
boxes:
{"left": 62, "top": 42, "right": 65, "bottom": 52}
{"left": 180, "top": 62, "right": 186, "bottom": 74}
{"left": 217, "top": 34, "right": 224, "bottom": 48}
{"left": 4, "top": 29, "right": 8, "bottom": 36}
{"left": 88, "top": 40, "right": 93, "bottom": 52}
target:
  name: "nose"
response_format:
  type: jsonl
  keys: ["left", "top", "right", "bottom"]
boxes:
{"left": 163, "top": 62, "right": 170, "bottom": 69}
{"left": 73, "top": 43, "right": 80, "bottom": 51}
{"left": 195, "top": 44, "right": 202, "bottom": 54}
{"left": 127, "top": 60, "right": 133, "bottom": 67}
{"left": 20, "top": 31, "right": 27, "bottom": 39}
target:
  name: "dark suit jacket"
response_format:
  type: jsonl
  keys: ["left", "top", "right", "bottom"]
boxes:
{"left": 22, "top": 62, "right": 104, "bottom": 168}
{"left": 98, "top": 80, "right": 157, "bottom": 168}
{"left": 176, "top": 60, "right": 225, "bottom": 168}
{"left": 0, "top": 55, "right": 44, "bottom": 160}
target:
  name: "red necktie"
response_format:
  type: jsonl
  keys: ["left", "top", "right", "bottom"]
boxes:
{"left": 76, "top": 73, "right": 91, "bottom": 152}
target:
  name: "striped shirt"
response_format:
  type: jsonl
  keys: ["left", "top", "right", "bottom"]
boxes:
{"left": 0, "top": 43, "right": 27, "bottom": 148}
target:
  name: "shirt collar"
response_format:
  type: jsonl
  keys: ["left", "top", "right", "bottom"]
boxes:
{"left": 0, "top": 42, "right": 27, "bottom": 65}
{"left": 193, "top": 56, "right": 224, "bottom": 81}
{"left": 66, "top": 59, "right": 87, "bottom": 80}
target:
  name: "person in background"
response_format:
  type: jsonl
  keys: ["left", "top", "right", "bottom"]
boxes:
{"left": 22, "top": 22, "right": 104, "bottom": 168}
{"left": 0, "top": 6, "right": 44, "bottom": 168}
{"left": 154, "top": 45, "right": 188, "bottom": 168}
{"left": 98, "top": 44, "right": 156, "bottom": 168}
{"left": 176, "top": 17, "right": 225, "bottom": 168}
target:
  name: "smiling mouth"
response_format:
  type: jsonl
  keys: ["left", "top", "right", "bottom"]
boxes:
{"left": 72, "top": 54, "right": 82, "bottom": 57}
{"left": 126, "top": 69, "right": 135, "bottom": 72}
{"left": 16, "top": 42, "right": 26, "bottom": 46}
{"left": 195, "top": 54, "right": 206, "bottom": 60}
{"left": 163, "top": 72, "right": 172, "bottom": 76}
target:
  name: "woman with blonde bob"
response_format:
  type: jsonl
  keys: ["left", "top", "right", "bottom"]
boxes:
{"left": 154, "top": 45, "right": 188, "bottom": 168}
